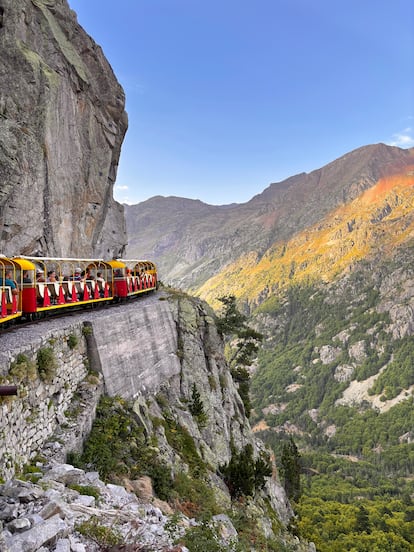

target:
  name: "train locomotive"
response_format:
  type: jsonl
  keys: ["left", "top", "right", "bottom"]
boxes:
{"left": 0, "top": 255, "right": 157, "bottom": 327}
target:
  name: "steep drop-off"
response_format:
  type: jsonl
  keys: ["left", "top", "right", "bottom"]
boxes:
{"left": 0, "top": 291, "right": 313, "bottom": 550}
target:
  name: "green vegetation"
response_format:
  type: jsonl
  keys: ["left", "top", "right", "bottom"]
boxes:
{"left": 248, "top": 261, "right": 414, "bottom": 550}
{"left": 82, "top": 323, "right": 93, "bottom": 337}
{"left": 280, "top": 438, "right": 301, "bottom": 502}
{"left": 368, "top": 335, "right": 414, "bottom": 399}
{"left": 67, "top": 395, "right": 157, "bottom": 481}
{"left": 9, "top": 353, "right": 37, "bottom": 382}
{"left": 230, "top": 504, "right": 295, "bottom": 552}
{"left": 37, "top": 347, "right": 58, "bottom": 381}
{"left": 179, "top": 503, "right": 296, "bottom": 552}
{"left": 16, "top": 462, "right": 43, "bottom": 484}
{"left": 230, "top": 365, "right": 252, "bottom": 417}
{"left": 188, "top": 382, "right": 208, "bottom": 428}
{"left": 220, "top": 443, "right": 272, "bottom": 499}
{"left": 67, "top": 333, "right": 78, "bottom": 349}
{"left": 217, "top": 295, "right": 263, "bottom": 367}
{"left": 180, "top": 520, "right": 236, "bottom": 552}
{"left": 295, "top": 454, "right": 414, "bottom": 551}
{"left": 76, "top": 517, "right": 122, "bottom": 547}
{"left": 171, "top": 472, "right": 220, "bottom": 519}
{"left": 161, "top": 414, "right": 207, "bottom": 477}
{"left": 217, "top": 295, "right": 263, "bottom": 417}
{"left": 68, "top": 483, "right": 100, "bottom": 500}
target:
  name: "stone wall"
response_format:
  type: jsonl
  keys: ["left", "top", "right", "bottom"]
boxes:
{"left": 0, "top": 322, "right": 94, "bottom": 480}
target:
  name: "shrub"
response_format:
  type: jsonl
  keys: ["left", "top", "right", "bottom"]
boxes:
{"left": 76, "top": 517, "right": 122, "bottom": 547}
{"left": 82, "top": 324, "right": 93, "bottom": 337}
{"left": 180, "top": 521, "right": 231, "bottom": 552}
{"left": 147, "top": 462, "right": 173, "bottom": 501}
{"left": 220, "top": 444, "right": 272, "bottom": 499}
{"left": 231, "top": 366, "right": 251, "bottom": 418}
{"left": 68, "top": 484, "right": 100, "bottom": 500}
{"left": 9, "top": 353, "right": 37, "bottom": 382}
{"left": 171, "top": 472, "right": 220, "bottom": 519}
{"left": 37, "top": 347, "right": 58, "bottom": 381}
{"left": 67, "top": 333, "right": 78, "bottom": 349}
{"left": 280, "top": 437, "right": 301, "bottom": 501}
{"left": 189, "top": 383, "right": 208, "bottom": 428}
{"left": 69, "top": 396, "right": 163, "bottom": 483}
{"left": 163, "top": 417, "right": 207, "bottom": 477}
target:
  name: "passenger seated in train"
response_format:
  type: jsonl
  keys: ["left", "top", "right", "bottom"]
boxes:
{"left": 0, "top": 270, "right": 18, "bottom": 295}
{"left": 45, "top": 271, "right": 60, "bottom": 303}
{"left": 23, "top": 271, "right": 32, "bottom": 283}
{"left": 36, "top": 269, "right": 45, "bottom": 282}
{"left": 47, "top": 270, "right": 57, "bottom": 282}
{"left": 96, "top": 271, "right": 105, "bottom": 297}
{"left": 71, "top": 268, "right": 82, "bottom": 281}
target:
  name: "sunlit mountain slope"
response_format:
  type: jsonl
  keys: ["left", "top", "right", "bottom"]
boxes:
{"left": 197, "top": 164, "right": 414, "bottom": 308}
{"left": 125, "top": 144, "right": 414, "bottom": 300}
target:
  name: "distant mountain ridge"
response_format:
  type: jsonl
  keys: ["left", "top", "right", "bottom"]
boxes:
{"left": 125, "top": 143, "right": 414, "bottom": 304}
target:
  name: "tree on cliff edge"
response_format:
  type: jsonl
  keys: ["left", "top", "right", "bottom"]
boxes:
{"left": 216, "top": 295, "right": 263, "bottom": 417}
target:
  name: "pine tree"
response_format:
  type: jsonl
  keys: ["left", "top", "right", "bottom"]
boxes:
{"left": 280, "top": 437, "right": 301, "bottom": 501}
{"left": 216, "top": 295, "right": 263, "bottom": 418}
{"left": 354, "top": 504, "right": 371, "bottom": 534}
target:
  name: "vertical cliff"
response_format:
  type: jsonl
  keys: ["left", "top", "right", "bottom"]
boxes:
{"left": 0, "top": 0, "right": 127, "bottom": 257}
{"left": 91, "top": 293, "right": 255, "bottom": 470}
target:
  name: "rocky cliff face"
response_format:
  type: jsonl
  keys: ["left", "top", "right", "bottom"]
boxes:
{"left": 0, "top": 0, "right": 127, "bottom": 258}
{"left": 90, "top": 294, "right": 255, "bottom": 466}
{"left": 86, "top": 291, "right": 294, "bottom": 526}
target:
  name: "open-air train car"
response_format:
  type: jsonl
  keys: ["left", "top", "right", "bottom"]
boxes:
{"left": 0, "top": 256, "right": 157, "bottom": 327}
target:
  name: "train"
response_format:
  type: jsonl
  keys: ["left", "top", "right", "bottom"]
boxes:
{"left": 0, "top": 255, "right": 157, "bottom": 327}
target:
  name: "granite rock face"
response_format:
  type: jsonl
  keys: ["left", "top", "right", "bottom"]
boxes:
{"left": 0, "top": 0, "right": 127, "bottom": 258}
{"left": 91, "top": 294, "right": 255, "bottom": 472}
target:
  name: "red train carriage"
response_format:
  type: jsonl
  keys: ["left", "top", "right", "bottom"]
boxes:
{"left": 14, "top": 257, "right": 114, "bottom": 318}
{"left": 109, "top": 259, "right": 157, "bottom": 299}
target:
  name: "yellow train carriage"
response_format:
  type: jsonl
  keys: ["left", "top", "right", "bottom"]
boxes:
{"left": 0, "top": 255, "right": 30, "bottom": 325}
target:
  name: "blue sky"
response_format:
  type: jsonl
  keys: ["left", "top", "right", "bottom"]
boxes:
{"left": 68, "top": 0, "right": 413, "bottom": 205}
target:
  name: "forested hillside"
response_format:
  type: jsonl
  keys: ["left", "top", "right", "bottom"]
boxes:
{"left": 249, "top": 243, "right": 414, "bottom": 550}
